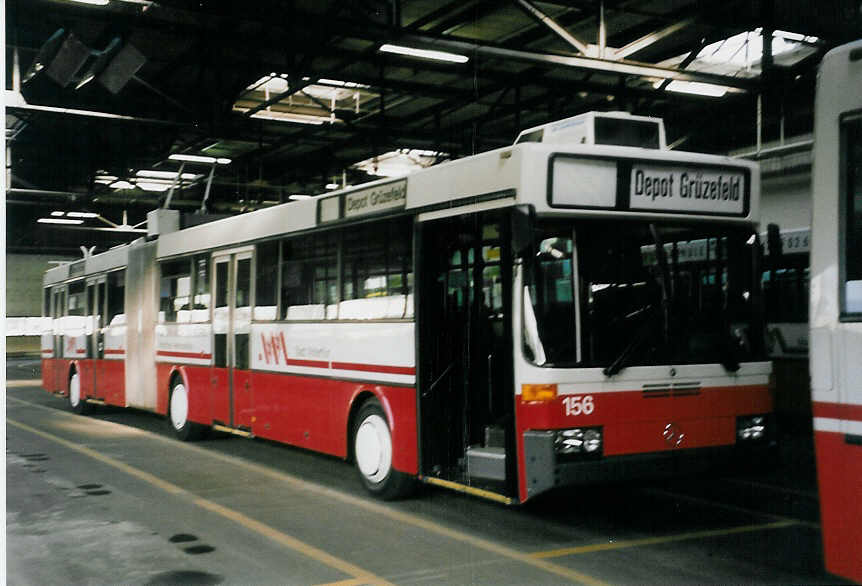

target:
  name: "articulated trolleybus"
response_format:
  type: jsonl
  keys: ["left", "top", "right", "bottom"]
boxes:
{"left": 42, "top": 111, "right": 773, "bottom": 504}
{"left": 809, "top": 40, "right": 862, "bottom": 583}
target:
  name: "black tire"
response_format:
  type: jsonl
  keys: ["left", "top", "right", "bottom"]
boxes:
{"left": 352, "top": 398, "right": 415, "bottom": 500}
{"left": 68, "top": 370, "right": 90, "bottom": 415}
{"left": 168, "top": 379, "right": 205, "bottom": 441}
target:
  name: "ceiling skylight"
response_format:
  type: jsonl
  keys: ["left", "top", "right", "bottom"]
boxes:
{"left": 351, "top": 149, "right": 449, "bottom": 178}
{"left": 232, "top": 74, "right": 379, "bottom": 126}
{"left": 660, "top": 28, "right": 820, "bottom": 79}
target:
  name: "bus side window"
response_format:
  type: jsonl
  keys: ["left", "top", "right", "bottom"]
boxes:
{"left": 160, "top": 259, "right": 191, "bottom": 323}
{"left": 342, "top": 223, "right": 388, "bottom": 300}
{"left": 340, "top": 218, "right": 413, "bottom": 319}
{"left": 281, "top": 233, "right": 337, "bottom": 320}
{"left": 255, "top": 240, "right": 279, "bottom": 320}
{"left": 68, "top": 281, "right": 86, "bottom": 316}
{"left": 192, "top": 255, "right": 210, "bottom": 322}
{"left": 842, "top": 114, "right": 862, "bottom": 314}
{"left": 107, "top": 270, "right": 125, "bottom": 324}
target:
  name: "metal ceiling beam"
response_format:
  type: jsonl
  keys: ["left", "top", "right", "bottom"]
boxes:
{"left": 406, "top": 0, "right": 476, "bottom": 31}
{"left": 399, "top": 32, "right": 757, "bottom": 89}
{"left": 5, "top": 93, "right": 188, "bottom": 126}
{"left": 611, "top": 17, "right": 695, "bottom": 60}
{"left": 514, "top": 0, "right": 589, "bottom": 54}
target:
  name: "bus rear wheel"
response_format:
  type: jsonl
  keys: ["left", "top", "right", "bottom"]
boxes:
{"left": 168, "top": 380, "right": 205, "bottom": 441}
{"left": 68, "top": 370, "right": 90, "bottom": 415}
{"left": 352, "top": 398, "right": 414, "bottom": 500}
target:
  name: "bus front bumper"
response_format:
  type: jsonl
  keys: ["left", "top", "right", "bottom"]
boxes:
{"left": 522, "top": 430, "right": 776, "bottom": 500}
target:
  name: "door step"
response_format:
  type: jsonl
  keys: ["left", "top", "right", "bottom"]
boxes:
{"left": 466, "top": 446, "right": 506, "bottom": 481}
{"left": 422, "top": 476, "right": 513, "bottom": 505}
{"left": 212, "top": 424, "right": 253, "bottom": 438}
{"left": 484, "top": 425, "right": 506, "bottom": 448}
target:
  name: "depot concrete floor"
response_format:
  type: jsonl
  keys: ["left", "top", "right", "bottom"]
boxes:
{"left": 5, "top": 358, "right": 849, "bottom": 585}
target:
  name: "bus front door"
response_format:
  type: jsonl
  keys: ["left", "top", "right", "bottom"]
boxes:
{"left": 212, "top": 250, "right": 254, "bottom": 431}
{"left": 419, "top": 210, "right": 515, "bottom": 495}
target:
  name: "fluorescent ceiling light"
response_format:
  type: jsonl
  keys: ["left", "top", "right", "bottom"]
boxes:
{"left": 289, "top": 194, "right": 313, "bottom": 200}
{"left": 65, "top": 0, "right": 110, "bottom": 4}
{"left": 110, "top": 180, "right": 135, "bottom": 189}
{"left": 50, "top": 211, "right": 65, "bottom": 217}
{"left": 67, "top": 211, "right": 100, "bottom": 218}
{"left": 317, "top": 78, "right": 371, "bottom": 89}
{"left": 656, "top": 80, "right": 729, "bottom": 97}
{"left": 134, "top": 181, "right": 172, "bottom": 192}
{"left": 38, "top": 218, "right": 84, "bottom": 225}
{"left": 94, "top": 175, "right": 118, "bottom": 184}
{"left": 135, "top": 170, "right": 201, "bottom": 180}
{"left": 233, "top": 107, "right": 330, "bottom": 125}
{"left": 169, "top": 154, "right": 232, "bottom": 165}
{"left": 325, "top": 183, "right": 341, "bottom": 190}
{"left": 379, "top": 44, "right": 469, "bottom": 64}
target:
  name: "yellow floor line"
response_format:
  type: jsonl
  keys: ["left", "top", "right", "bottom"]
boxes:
{"left": 530, "top": 519, "right": 800, "bottom": 559}
{"left": 7, "top": 417, "right": 390, "bottom": 586}
{"left": 5, "top": 380, "right": 44, "bottom": 387}
{"left": 313, "top": 579, "right": 371, "bottom": 586}
{"left": 6, "top": 393, "right": 607, "bottom": 586}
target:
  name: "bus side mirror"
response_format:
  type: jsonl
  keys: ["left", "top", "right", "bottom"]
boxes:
{"left": 511, "top": 205, "right": 535, "bottom": 257}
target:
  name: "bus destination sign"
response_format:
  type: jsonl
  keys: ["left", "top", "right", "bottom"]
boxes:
{"left": 319, "top": 179, "right": 408, "bottom": 224}
{"left": 345, "top": 179, "right": 407, "bottom": 218}
{"left": 629, "top": 164, "right": 746, "bottom": 215}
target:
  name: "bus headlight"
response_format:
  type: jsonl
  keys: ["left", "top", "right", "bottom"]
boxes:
{"left": 737, "top": 415, "right": 767, "bottom": 441}
{"left": 555, "top": 427, "right": 602, "bottom": 455}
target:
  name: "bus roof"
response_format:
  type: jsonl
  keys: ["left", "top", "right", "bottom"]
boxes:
{"left": 44, "top": 114, "right": 761, "bottom": 282}
{"left": 156, "top": 141, "right": 758, "bottom": 260}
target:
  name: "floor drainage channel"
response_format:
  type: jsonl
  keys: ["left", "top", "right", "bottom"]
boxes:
{"left": 76, "top": 483, "right": 112, "bottom": 496}
{"left": 145, "top": 570, "right": 223, "bottom": 585}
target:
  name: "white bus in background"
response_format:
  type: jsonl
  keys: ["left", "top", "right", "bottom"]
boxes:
{"left": 763, "top": 226, "right": 810, "bottom": 358}
{"left": 809, "top": 39, "right": 862, "bottom": 583}
{"left": 43, "top": 110, "right": 773, "bottom": 505}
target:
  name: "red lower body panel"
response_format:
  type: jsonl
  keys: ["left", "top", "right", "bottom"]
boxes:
{"left": 515, "top": 385, "right": 773, "bottom": 502}
{"left": 42, "top": 358, "right": 126, "bottom": 406}
{"left": 156, "top": 365, "right": 419, "bottom": 476}
{"left": 41, "top": 359, "right": 72, "bottom": 393}
{"left": 814, "top": 430, "right": 862, "bottom": 583}
{"left": 96, "top": 360, "right": 125, "bottom": 406}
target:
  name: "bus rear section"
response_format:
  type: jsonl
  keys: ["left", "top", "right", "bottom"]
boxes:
{"left": 41, "top": 255, "right": 128, "bottom": 410}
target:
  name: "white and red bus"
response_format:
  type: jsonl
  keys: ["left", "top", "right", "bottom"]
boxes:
{"left": 42, "top": 111, "right": 774, "bottom": 504}
{"left": 809, "top": 40, "right": 862, "bottom": 582}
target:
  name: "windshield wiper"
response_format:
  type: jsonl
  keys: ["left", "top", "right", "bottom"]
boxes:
{"left": 603, "top": 305, "right": 658, "bottom": 376}
{"left": 649, "top": 224, "right": 673, "bottom": 346}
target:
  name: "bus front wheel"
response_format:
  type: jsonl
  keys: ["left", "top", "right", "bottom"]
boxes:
{"left": 168, "top": 380, "right": 205, "bottom": 441}
{"left": 352, "top": 398, "right": 414, "bottom": 500}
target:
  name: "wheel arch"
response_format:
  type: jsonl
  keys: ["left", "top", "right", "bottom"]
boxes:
{"left": 347, "top": 388, "right": 392, "bottom": 462}
{"left": 168, "top": 365, "right": 189, "bottom": 392}
{"left": 66, "top": 360, "right": 81, "bottom": 393}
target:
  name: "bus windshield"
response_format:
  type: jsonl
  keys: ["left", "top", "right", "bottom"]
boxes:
{"left": 524, "top": 220, "right": 765, "bottom": 371}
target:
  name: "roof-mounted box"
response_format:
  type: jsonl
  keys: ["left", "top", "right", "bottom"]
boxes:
{"left": 515, "top": 111, "right": 667, "bottom": 150}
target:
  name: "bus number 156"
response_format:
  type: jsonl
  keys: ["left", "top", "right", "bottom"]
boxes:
{"left": 563, "top": 395, "right": 595, "bottom": 416}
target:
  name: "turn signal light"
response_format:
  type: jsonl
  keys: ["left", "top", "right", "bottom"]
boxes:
{"left": 522, "top": 383, "right": 557, "bottom": 402}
